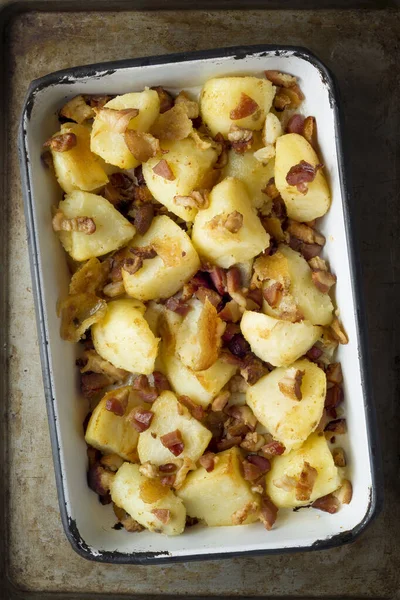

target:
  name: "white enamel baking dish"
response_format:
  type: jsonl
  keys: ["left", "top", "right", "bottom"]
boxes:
{"left": 18, "top": 46, "right": 382, "bottom": 564}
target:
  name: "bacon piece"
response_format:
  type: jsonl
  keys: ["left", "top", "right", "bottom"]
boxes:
{"left": 160, "top": 429, "right": 184, "bottom": 456}
{"left": 259, "top": 495, "right": 278, "bottom": 530}
{"left": 308, "top": 256, "right": 327, "bottom": 272}
{"left": 87, "top": 464, "right": 114, "bottom": 496}
{"left": 81, "top": 373, "right": 110, "bottom": 399}
{"left": 160, "top": 474, "right": 176, "bottom": 487}
{"left": 151, "top": 508, "right": 171, "bottom": 524}
{"left": 159, "top": 463, "right": 177, "bottom": 473}
{"left": 227, "top": 334, "right": 250, "bottom": 358}
{"left": 299, "top": 242, "right": 322, "bottom": 261}
{"left": 105, "top": 395, "right": 128, "bottom": 416}
{"left": 127, "top": 406, "right": 154, "bottom": 432}
{"left": 261, "top": 441, "right": 286, "bottom": 458}
{"left": 278, "top": 368, "right": 305, "bottom": 401}
{"left": 130, "top": 245, "right": 157, "bottom": 260}
{"left": 286, "top": 160, "right": 323, "bottom": 194}
{"left": 242, "top": 460, "right": 263, "bottom": 482}
{"left": 263, "top": 281, "right": 283, "bottom": 307}
{"left": 332, "top": 447, "right": 346, "bottom": 467}
{"left": 264, "top": 70, "right": 297, "bottom": 88}
{"left": 216, "top": 436, "right": 242, "bottom": 451}
{"left": 295, "top": 462, "right": 318, "bottom": 501}
{"left": 100, "top": 453, "right": 124, "bottom": 472}
{"left": 303, "top": 116, "right": 317, "bottom": 149}
{"left": 151, "top": 86, "right": 174, "bottom": 113}
{"left": 325, "top": 385, "right": 343, "bottom": 409}
{"left": 230, "top": 93, "right": 260, "bottom": 120}
{"left": 132, "top": 203, "right": 154, "bottom": 236}
{"left": 178, "top": 395, "right": 205, "bottom": 421}
{"left": 306, "top": 345, "right": 323, "bottom": 361}
{"left": 286, "top": 114, "right": 305, "bottom": 134}
{"left": 312, "top": 494, "right": 340, "bottom": 514}
{"left": 124, "top": 130, "right": 161, "bottom": 162}
{"left": 287, "top": 221, "right": 325, "bottom": 246}
{"left": 273, "top": 91, "right": 291, "bottom": 111}
{"left": 262, "top": 177, "right": 280, "bottom": 200}
{"left": 203, "top": 264, "right": 227, "bottom": 295}
{"left": 222, "top": 323, "right": 241, "bottom": 342}
{"left": 194, "top": 287, "right": 222, "bottom": 308}
{"left": 165, "top": 296, "right": 190, "bottom": 316}
{"left": 227, "top": 405, "right": 257, "bottom": 431}
{"left": 240, "top": 354, "right": 268, "bottom": 385}
{"left": 226, "top": 266, "right": 247, "bottom": 308}
{"left": 325, "top": 418, "right": 347, "bottom": 435}
{"left": 199, "top": 452, "right": 216, "bottom": 472}
{"left": 247, "top": 288, "right": 263, "bottom": 309}
{"left": 44, "top": 132, "right": 77, "bottom": 152}
{"left": 152, "top": 159, "right": 175, "bottom": 180}
{"left": 94, "top": 107, "right": 139, "bottom": 133}
{"left": 227, "top": 422, "right": 250, "bottom": 437}
{"left": 211, "top": 390, "right": 231, "bottom": 412}
{"left": 153, "top": 371, "right": 171, "bottom": 392}
{"left": 240, "top": 432, "right": 265, "bottom": 452}
{"left": 326, "top": 363, "right": 343, "bottom": 385}
{"left": 132, "top": 374, "right": 159, "bottom": 403}
{"left": 232, "top": 501, "right": 259, "bottom": 526}
{"left": 247, "top": 454, "right": 271, "bottom": 473}
{"left": 312, "top": 270, "right": 337, "bottom": 293}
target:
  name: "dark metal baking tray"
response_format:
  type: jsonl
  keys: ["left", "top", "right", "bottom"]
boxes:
{"left": 1, "top": 1, "right": 400, "bottom": 598}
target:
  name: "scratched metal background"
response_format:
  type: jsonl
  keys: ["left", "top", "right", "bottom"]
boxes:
{"left": 1, "top": 2, "right": 400, "bottom": 598}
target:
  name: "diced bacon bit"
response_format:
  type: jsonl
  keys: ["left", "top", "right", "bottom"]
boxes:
{"left": 44, "top": 132, "right": 77, "bottom": 152}
{"left": 240, "top": 354, "right": 269, "bottom": 385}
{"left": 222, "top": 323, "right": 241, "bottom": 342}
{"left": 286, "top": 114, "right": 305, "bottom": 134}
{"left": 312, "top": 270, "right": 337, "bottom": 294}
{"left": 227, "top": 405, "right": 258, "bottom": 431}
{"left": 151, "top": 508, "right": 171, "bottom": 524}
{"left": 199, "top": 452, "right": 216, "bottom": 472}
{"left": 132, "top": 203, "right": 154, "bottom": 236}
{"left": 139, "top": 462, "right": 158, "bottom": 479}
{"left": 216, "top": 436, "right": 242, "bottom": 451}
{"left": 132, "top": 374, "right": 159, "bottom": 403}
{"left": 326, "top": 363, "right": 343, "bottom": 385}
{"left": 273, "top": 475, "right": 297, "bottom": 492}
{"left": 325, "top": 418, "right": 347, "bottom": 435}
{"left": 261, "top": 441, "right": 286, "bottom": 458}
{"left": 52, "top": 211, "right": 96, "bottom": 234}
{"left": 308, "top": 256, "right": 328, "bottom": 271}
{"left": 59, "top": 95, "right": 95, "bottom": 123}
{"left": 124, "top": 130, "right": 161, "bottom": 162}
{"left": 303, "top": 116, "right": 318, "bottom": 149}
{"left": 232, "top": 501, "right": 259, "bottom": 526}
{"left": 158, "top": 463, "right": 177, "bottom": 473}
{"left": 316, "top": 408, "right": 336, "bottom": 433}
{"left": 228, "top": 125, "right": 254, "bottom": 153}
{"left": 100, "top": 453, "right": 124, "bottom": 472}
{"left": 286, "top": 160, "right": 323, "bottom": 194}
{"left": 160, "top": 429, "right": 184, "bottom": 456}
{"left": 265, "top": 70, "right": 298, "bottom": 88}
{"left": 278, "top": 368, "right": 305, "bottom": 401}
{"left": 332, "top": 447, "right": 346, "bottom": 467}
{"left": 287, "top": 220, "right": 326, "bottom": 246}
{"left": 94, "top": 107, "right": 139, "bottom": 133}
{"left": 330, "top": 318, "right": 349, "bottom": 345}
{"left": 262, "top": 177, "right": 281, "bottom": 200}
{"left": 81, "top": 373, "right": 110, "bottom": 399}
{"left": 127, "top": 406, "right": 154, "bottom": 432}
{"left": 263, "top": 280, "right": 283, "bottom": 308}
{"left": 160, "top": 474, "right": 176, "bottom": 487}
{"left": 230, "top": 93, "right": 260, "bottom": 120}
{"left": 87, "top": 445, "right": 100, "bottom": 468}
{"left": 165, "top": 296, "right": 191, "bottom": 316}
{"left": 227, "top": 334, "right": 250, "bottom": 358}
{"left": 103, "top": 281, "right": 125, "bottom": 297}
{"left": 298, "top": 242, "right": 323, "bottom": 261}
{"left": 226, "top": 266, "right": 247, "bottom": 307}
{"left": 241, "top": 432, "right": 265, "bottom": 452}
{"left": 325, "top": 386, "right": 343, "bottom": 411}
{"left": 105, "top": 395, "right": 129, "bottom": 416}
{"left": 152, "top": 159, "right": 175, "bottom": 180}
{"left": 247, "top": 454, "right": 271, "bottom": 473}
{"left": 153, "top": 371, "right": 171, "bottom": 392}
{"left": 87, "top": 464, "right": 115, "bottom": 496}
{"left": 334, "top": 479, "right": 352, "bottom": 504}
{"left": 219, "top": 348, "right": 243, "bottom": 366}
{"left": 259, "top": 495, "right": 278, "bottom": 530}
{"left": 312, "top": 494, "right": 340, "bottom": 514}
{"left": 174, "top": 189, "right": 210, "bottom": 209}
{"left": 203, "top": 264, "right": 227, "bottom": 295}
{"left": 194, "top": 287, "right": 222, "bottom": 308}
{"left": 175, "top": 91, "right": 199, "bottom": 119}
{"left": 178, "top": 395, "right": 205, "bottom": 421}
{"left": 211, "top": 390, "right": 231, "bottom": 412}
{"left": 306, "top": 345, "right": 323, "bottom": 361}
{"left": 247, "top": 288, "right": 263, "bottom": 309}
{"left": 218, "top": 300, "right": 243, "bottom": 322}
{"left": 226, "top": 421, "right": 250, "bottom": 438}
{"left": 151, "top": 86, "right": 174, "bottom": 113}
{"left": 295, "top": 461, "right": 318, "bottom": 501}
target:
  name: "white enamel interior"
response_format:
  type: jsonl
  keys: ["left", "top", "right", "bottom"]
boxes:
{"left": 21, "top": 49, "right": 374, "bottom": 560}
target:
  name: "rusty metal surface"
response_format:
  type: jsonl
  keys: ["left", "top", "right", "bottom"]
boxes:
{"left": 1, "top": 3, "right": 400, "bottom": 599}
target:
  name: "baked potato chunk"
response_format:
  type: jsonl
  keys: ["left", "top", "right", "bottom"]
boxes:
{"left": 246, "top": 358, "right": 326, "bottom": 452}
{"left": 56, "top": 190, "right": 136, "bottom": 261}
{"left": 137, "top": 391, "right": 212, "bottom": 465}
{"left": 111, "top": 462, "right": 186, "bottom": 535}
{"left": 175, "top": 299, "right": 225, "bottom": 371}
{"left": 275, "top": 133, "right": 331, "bottom": 221}
{"left": 122, "top": 215, "right": 200, "bottom": 301}
{"left": 260, "top": 244, "right": 334, "bottom": 326}
{"left": 222, "top": 135, "right": 275, "bottom": 209}
{"left": 240, "top": 311, "right": 321, "bottom": 367}
{"left": 85, "top": 387, "right": 143, "bottom": 461}
{"left": 200, "top": 76, "right": 275, "bottom": 138}
{"left": 191, "top": 177, "right": 269, "bottom": 268}
{"left": 177, "top": 447, "right": 260, "bottom": 526}
{"left": 92, "top": 299, "right": 159, "bottom": 374}
{"left": 265, "top": 433, "right": 341, "bottom": 508}
{"left": 142, "top": 137, "right": 218, "bottom": 221}
{"left": 50, "top": 123, "right": 109, "bottom": 193}
{"left": 90, "top": 89, "right": 160, "bottom": 169}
